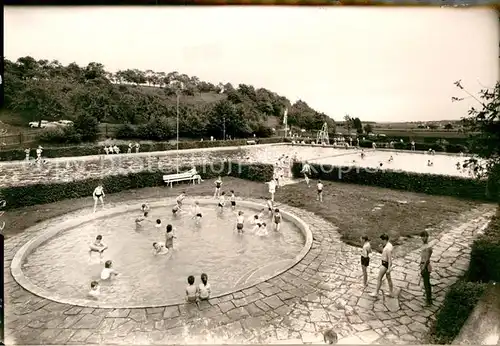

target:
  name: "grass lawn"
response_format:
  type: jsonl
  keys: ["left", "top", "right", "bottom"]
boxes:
{"left": 5, "top": 178, "right": 479, "bottom": 254}
{"left": 275, "top": 179, "right": 480, "bottom": 251}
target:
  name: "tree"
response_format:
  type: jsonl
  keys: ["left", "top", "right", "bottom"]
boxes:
{"left": 353, "top": 117, "right": 363, "bottom": 134}
{"left": 444, "top": 123, "right": 453, "bottom": 130}
{"left": 364, "top": 124, "right": 373, "bottom": 134}
{"left": 344, "top": 114, "right": 352, "bottom": 133}
{"left": 74, "top": 113, "right": 99, "bottom": 141}
{"left": 453, "top": 80, "right": 500, "bottom": 201}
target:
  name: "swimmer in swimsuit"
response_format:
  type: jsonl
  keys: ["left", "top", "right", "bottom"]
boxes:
{"left": 370, "top": 234, "right": 394, "bottom": 298}
{"left": 214, "top": 176, "right": 223, "bottom": 198}
{"left": 92, "top": 184, "right": 105, "bottom": 213}
{"left": 135, "top": 211, "right": 149, "bottom": 224}
{"left": 273, "top": 208, "right": 282, "bottom": 232}
{"left": 155, "top": 219, "right": 162, "bottom": 229}
{"left": 427, "top": 159, "right": 433, "bottom": 167}
{"left": 218, "top": 192, "right": 226, "bottom": 212}
{"left": 316, "top": 180, "right": 324, "bottom": 202}
{"left": 88, "top": 281, "right": 100, "bottom": 299}
{"left": 235, "top": 211, "right": 245, "bottom": 233}
{"left": 88, "top": 235, "right": 108, "bottom": 262}
{"left": 230, "top": 190, "right": 236, "bottom": 210}
{"left": 192, "top": 201, "right": 202, "bottom": 224}
{"left": 165, "top": 224, "right": 175, "bottom": 250}
{"left": 360, "top": 236, "right": 372, "bottom": 288}
{"left": 251, "top": 214, "right": 262, "bottom": 232}
{"left": 172, "top": 204, "right": 180, "bottom": 216}
{"left": 141, "top": 203, "right": 150, "bottom": 213}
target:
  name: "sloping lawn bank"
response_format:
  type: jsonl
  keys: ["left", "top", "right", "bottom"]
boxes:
{"left": 429, "top": 206, "right": 500, "bottom": 344}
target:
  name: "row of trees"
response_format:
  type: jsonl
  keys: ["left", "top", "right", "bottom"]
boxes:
{"left": 343, "top": 114, "right": 373, "bottom": 134}
{"left": 4, "top": 56, "right": 336, "bottom": 143}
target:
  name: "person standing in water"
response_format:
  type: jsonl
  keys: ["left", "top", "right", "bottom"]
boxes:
{"left": 235, "top": 211, "right": 245, "bottom": 233}
{"left": 214, "top": 176, "right": 223, "bottom": 198}
{"left": 92, "top": 184, "right": 105, "bottom": 213}
{"left": 420, "top": 230, "right": 433, "bottom": 306}
{"left": 218, "top": 192, "right": 226, "bottom": 213}
{"left": 317, "top": 180, "right": 324, "bottom": 202}
{"left": 273, "top": 208, "right": 282, "bottom": 232}
{"left": 198, "top": 273, "right": 211, "bottom": 301}
{"left": 301, "top": 161, "right": 311, "bottom": 186}
{"left": 360, "top": 236, "right": 371, "bottom": 288}
{"left": 230, "top": 190, "right": 237, "bottom": 210}
{"left": 192, "top": 201, "right": 202, "bottom": 224}
{"left": 165, "top": 224, "right": 175, "bottom": 250}
{"left": 370, "top": 234, "right": 394, "bottom": 298}
{"left": 176, "top": 192, "right": 186, "bottom": 208}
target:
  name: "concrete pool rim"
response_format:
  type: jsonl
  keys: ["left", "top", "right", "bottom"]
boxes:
{"left": 10, "top": 198, "right": 313, "bottom": 309}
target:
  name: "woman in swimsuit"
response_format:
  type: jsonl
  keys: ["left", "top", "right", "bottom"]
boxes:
{"left": 230, "top": 190, "right": 236, "bottom": 210}
{"left": 93, "top": 185, "right": 105, "bottom": 213}
{"left": 214, "top": 176, "right": 223, "bottom": 198}
{"left": 273, "top": 208, "right": 282, "bottom": 232}
{"left": 235, "top": 211, "right": 245, "bottom": 233}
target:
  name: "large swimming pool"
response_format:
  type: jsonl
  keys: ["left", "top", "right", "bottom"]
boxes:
{"left": 21, "top": 199, "right": 305, "bottom": 306}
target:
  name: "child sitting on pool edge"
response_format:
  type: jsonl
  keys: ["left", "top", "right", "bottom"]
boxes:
{"left": 186, "top": 275, "right": 198, "bottom": 303}
{"left": 198, "top": 273, "right": 211, "bottom": 301}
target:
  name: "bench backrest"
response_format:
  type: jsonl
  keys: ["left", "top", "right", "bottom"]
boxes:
{"left": 163, "top": 172, "right": 194, "bottom": 180}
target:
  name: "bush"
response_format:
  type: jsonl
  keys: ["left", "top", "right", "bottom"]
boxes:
{"left": 0, "top": 137, "right": 285, "bottom": 161}
{"left": 38, "top": 126, "right": 82, "bottom": 144}
{"left": 291, "top": 162, "right": 492, "bottom": 201}
{"left": 2, "top": 162, "right": 273, "bottom": 210}
{"left": 432, "top": 280, "right": 487, "bottom": 344}
{"left": 115, "top": 124, "right": 137, "bottom": 139}
{"left": 74, "top": 113, "right": 99, "bottom": 141}
{"left": 466, "top": 208, "right": 500, "bottom": 283}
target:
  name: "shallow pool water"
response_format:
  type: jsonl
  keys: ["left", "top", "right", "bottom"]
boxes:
{"left": 22, "top": 203, "right": 304, "bottom": 306}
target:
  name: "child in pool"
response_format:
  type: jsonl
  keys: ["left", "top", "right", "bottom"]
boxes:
{"left": 100, "top": 260, "right": 119, "bottom": 280}
{"left": 186, "top": 275, "right": 198, "bottom": 303}
{"left": 198, "top": 273, "right": 211, "bottom": 301}
{"left": 152, "top": 242, "right": 169, "bottom": 255}
{"left": 273, "top": 208, "right": 282, "bottom": 232}
{"left": 192, "top": 201, "right": 202, "bottom": 224}
{"left": 135, "top": 211, "right": 149, "bottom": 224}
{"left": 172, "top": 204, "right": 180, "bottom": 216}
{"left": 218, "top": 192, "right": 226, "bottom": 212}
{"left": 230, "top": 190, "right": 236, "bottom": 210}
{"left": 141, "top": 203, "right": 150, "bottom": 213}
{"left": 235, "top": 211, "right": 245, "bottom": 233}
{"left": 88, "top": 235, "right": 108, "bottom": 262}
{"left": 165, "top": 224, "right": 175, "bottom": 250}
{"left": 155, "top": 219, "right": 162, "bottom": 229}
{"left": 88, "top": 281, "right": 100, "bottom": 299}
{"left": 266, "top": 200, "right": 274, "bottom": 217}
{"left": 256, "top": 222, "right": 268, "bottom": 237}
{"left": 176, "top": 192, "right": 186, "bottom": 208}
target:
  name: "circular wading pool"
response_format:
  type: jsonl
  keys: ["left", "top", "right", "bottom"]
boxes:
{"left": 11, "top": 198, "right": 312, "bottom": 308}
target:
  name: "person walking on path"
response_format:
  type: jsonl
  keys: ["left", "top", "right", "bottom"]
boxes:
{"left": 420, "top": 230, "right": 433, "bottom": 306}
{"left": 370, "top": 234, "right": 394, "bottom": 298}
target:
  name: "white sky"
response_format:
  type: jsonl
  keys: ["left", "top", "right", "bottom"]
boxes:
{"left": 4, "top": 6, "right": 499, "bottom": 122}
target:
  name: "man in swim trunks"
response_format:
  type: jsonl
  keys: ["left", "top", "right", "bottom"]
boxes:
{"left": 316, "top": 180, "right": 324, "bottom": 202}
{"left": 235, "top": 211, "right": 245, "bottom": 233}
{"left": 301, "top": 161, "right": 311, "bottom": 186}
{"left": 214, "top": 176, "right": 223, "bottom": 198}
{"left": 420, "top": 230, "right": 433, "bottom": 306}
{"left": 92, "top": 184, "right": 105, "bottom": 213}
{"left": 230, "top": 190, "right": 236, "bottom": 210}
{"left": 370, "top": 233, "right": 394, "bottom": 298}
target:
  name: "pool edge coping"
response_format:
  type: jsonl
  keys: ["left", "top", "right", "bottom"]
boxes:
{"left": 10, "top": 198, "right": 313, "bottom": 309}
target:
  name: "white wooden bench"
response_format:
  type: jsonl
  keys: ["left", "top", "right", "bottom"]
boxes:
{"left": 246, "top": 140, "right": 257, "bottom": 145}
{"left": 163, "top": 169, "right": 201, "bottom": 188}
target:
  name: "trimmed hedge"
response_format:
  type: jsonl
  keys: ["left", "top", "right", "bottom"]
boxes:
{"left": 431, "top": 280, "right": 487, "bottom": 344}
{"left": 466, "top": 208, "right": 500, "bottom": 283}
{"left": 0, "top": 137, "right": 285, "bottom": 161}
{"left": 291, "top": 162, "right": 492, "bottom": 201}
{"left": 2, "top": 162, "right": 274, "bottom": 210}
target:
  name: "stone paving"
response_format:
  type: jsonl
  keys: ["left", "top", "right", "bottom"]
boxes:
{"left": 4, "top": 195, "right": 495, "bottom": 345}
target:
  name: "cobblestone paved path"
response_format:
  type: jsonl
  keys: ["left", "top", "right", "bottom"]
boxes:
{"left": 4, "top": 197, "right": 495, "bottom": 345}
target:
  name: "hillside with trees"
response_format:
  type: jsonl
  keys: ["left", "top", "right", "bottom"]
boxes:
{"left": 3, "top": 56, "right": 335, "bottom": 144}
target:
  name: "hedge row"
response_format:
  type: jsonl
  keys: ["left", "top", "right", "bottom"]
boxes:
{"left": 0, "top": 137, "right": 285, "bottom": 161}
{"left": 2, "top": 162, "right": 274, "bottom": 210}
{"left": 431, "top": 206, "right": 500, "bottom": 344}
{"left": 431, "top": 280, "right": 487, "bottom": 344}
{"left": 291, "top": 162, "right": 492, "bottom": 201}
